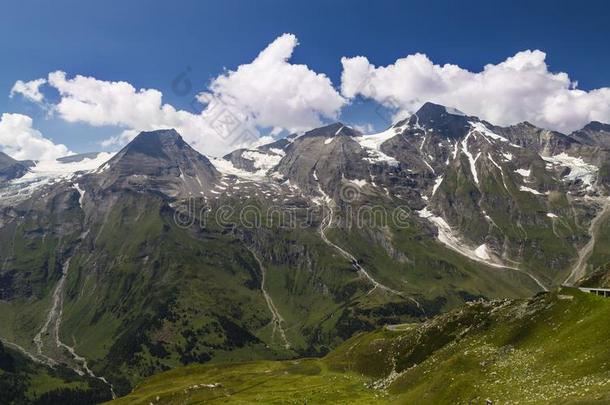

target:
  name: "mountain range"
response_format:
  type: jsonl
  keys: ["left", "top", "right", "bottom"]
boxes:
{"left": 1, "top": 102, "right": 610, "bottom": 402}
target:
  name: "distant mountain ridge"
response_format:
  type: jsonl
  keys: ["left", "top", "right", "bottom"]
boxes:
{"left": 0, "top": 151, "right": 31, "bottom": 182}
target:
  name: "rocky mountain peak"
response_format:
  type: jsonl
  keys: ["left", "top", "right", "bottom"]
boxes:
{"left": 94, "top": 128, "right": 219, "bottom": 196}
{"left": 301, "top": 122, "right": 360, "bottom": 139}
{"left": 120, "top": 129, "right": 187, "bottom": 159}
{"left": 0, "top": 151, "right": 18, "bottom": 166}
{"left": 408, "top": 102, "right": 473, "bottom": 139}
{"left": 514, "top": 121, "right": 537, "bottom": 129}
{"left": 582, "top": 121, "right": 610, "bottom": 132}
{"left": 0, "top": 151, "right": 31, "bottom": 182}
{"left": 570, "top": 121, "right": 610, "bottom": 149}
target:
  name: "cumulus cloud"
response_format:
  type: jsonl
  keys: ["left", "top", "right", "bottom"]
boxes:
{"left": 351, "top": 123, "right": 374, "bottom": 134}
{"left": 10, "top": 78, "right": 47, "bottom": 103}
{"left": 341, "top": 50, "right": 610, "bottom": 133}
{"left": 19, "top": 33, "right": 345, "bottom": 156}
{"left": 205, "top": 33, "right": 346, "bottom": 131}
{"left": 48, "top": 71, "right": 164, "bottom": 128}
{"left": 0, "top": 113, "right": 71, "bottom": 161}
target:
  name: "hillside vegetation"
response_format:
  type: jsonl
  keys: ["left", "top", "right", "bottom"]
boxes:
{"left": 111, "top": 287, "right": 610, "bottom": 404}
{"left": 0, "top": 341, "right": 112, "bottom": 404}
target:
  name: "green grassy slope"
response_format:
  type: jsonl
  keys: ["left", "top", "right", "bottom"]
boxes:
{"left": 112, "top": 288, "right": 610, "bottom": 404}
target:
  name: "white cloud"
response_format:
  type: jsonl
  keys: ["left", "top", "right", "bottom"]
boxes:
{"left": 10, "top": 78, "right": 47, "bottom": 103}
{"left": 38, "top": 70, "right": 256, "bottom": 156}
{"left": 19, "top": 33, "right": 345, "bottom": 157}
{"left": 351, "top": 123, "right": 374, "bottom": 134}
{"left": 0, "top": 113, "right": 71, "bottom": 161}
{"left": 341, "top": 50, "right": 610, "bottom": 133}
{"left": 48, "top": 71, "right": 166, "bottom": 128}
{"left": 205, "top": 33, "right": 346, "bottom": 131}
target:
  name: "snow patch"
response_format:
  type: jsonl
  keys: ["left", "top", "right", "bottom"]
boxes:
{"left": 444, "top": 106, "right": 466, "bottom": 116}
{"left": 487, "top": 154, "right": 511, "bottom": 193}
{"left": 432, "top": 176, "right": 444, "bottom": 196}
{"left": 461, "top": 131, "right": 481, "bottom": 185}
{"left": 241, "top": 150, "right": 282, "bottom": 171}
{"left": 349, "top": 179, "right": 368, "bottom": 188}
{"left": 519, "top": 186, "right": 544, "bottom": 196}
{"left": 73, "top": 184, "right": 85, "bottom": 208}
{"left": 474, "top": 244, "right": 492, "bottom": 260}
{"left": 416, "top": 206, "right": 548, "bottom": 290}
{"left": 469, "top": 121, "right": 520, "bottom": 147}
{"left": 515, "top": 168, "right": 531, "bottom": 177}
{"left": 355, "top": 128, "right": 400, "bottom": 166}
{"left": 211, "top": 158, "right": 268, "bottom": 181}
{"left": 419, "top": 135, "right": 427, "bottom": 151}
{"left": 356, "top": 127, "right": 397, "bottom": 149}
{"left": 422, "top": 159, "right": 436, "bottom": 174}
{"left": 2, "top": 152, "right": 114, "bottom": 202}
{"left": 541, "top": 153, "right": 598, "bottom": 189}
{"left": 417, "top": 208, "right": 495, "bottom": 265}
{"left": 20, "top": 152, "right": 115, "bottom": 181}
{"left": 416, "top": 208, "right": 521, "bottom": 271}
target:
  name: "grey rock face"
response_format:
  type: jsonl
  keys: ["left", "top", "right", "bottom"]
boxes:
{"left": 257, "top": 133, "right": 298, "bottom": 152}
{"left": 404, "top": 101, "right": 473, "bottom": 139}
{"left": 274, "top": 123, "right": 373, "bottom": 199}
{"left": 571, "top": 121, "right": 610, "bottom": 149}
{"left": 223, "top": 149, "right": 258, "bottom": 172}
{"left": 0, "top": 151, "right": 30, "bottom": 182}
{"left": 93, "top": 129, "right": 219, "bottom": 197}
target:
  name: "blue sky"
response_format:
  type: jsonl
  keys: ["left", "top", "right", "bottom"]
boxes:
{"left": 1, "top": 0, "right": 610, "bottom": 158}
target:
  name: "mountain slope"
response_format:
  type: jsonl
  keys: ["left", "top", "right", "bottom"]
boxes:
{"left": 94, "top": 129, "right": 219, "bottom": 196}
{"left": 379, "top": 103, "right": 609, "bottom": 285}
{"left": 0, "top": 124, "right": 541, "bottom": 397}
{"left": 110, "top": 288, "right": 610, "bottom": 404}
{"left": 0, "top": 340, "right": 112, "bottom": 403}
